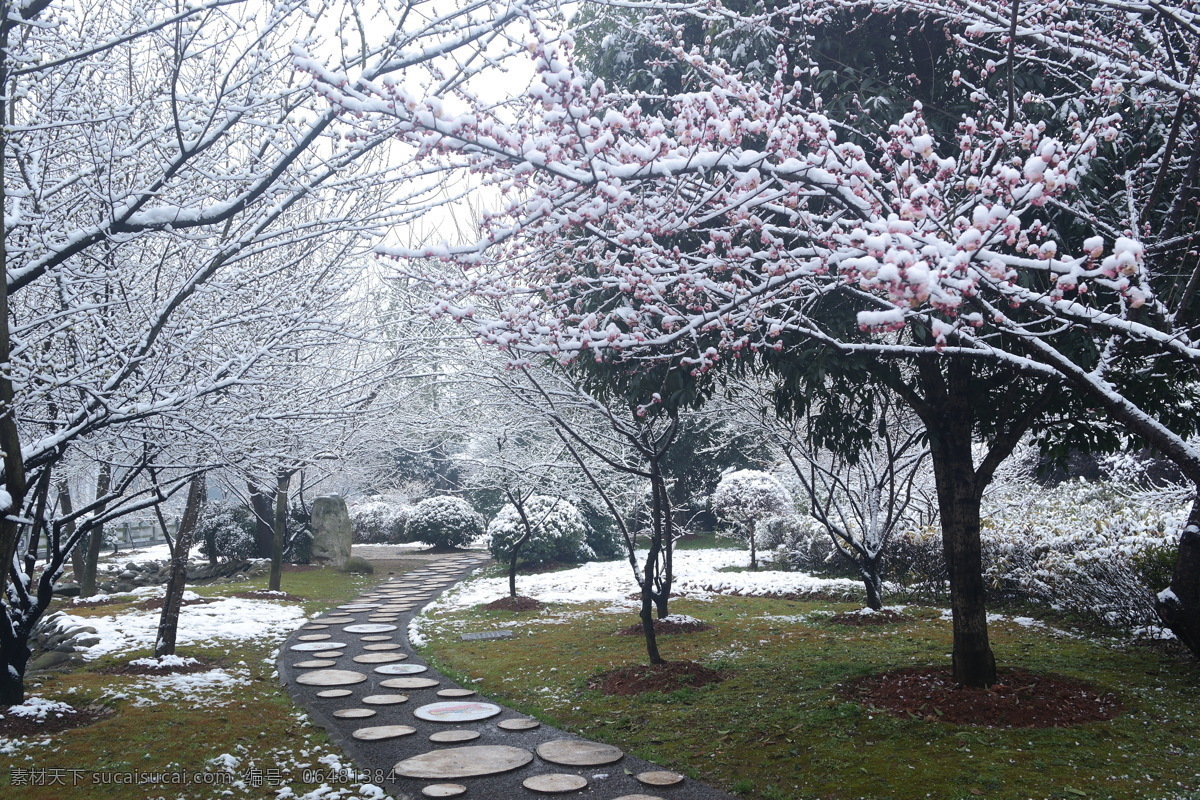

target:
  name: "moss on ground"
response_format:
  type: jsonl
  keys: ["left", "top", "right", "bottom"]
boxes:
{"left": 418, "top": 595, "right": 1200, "bottom": 800}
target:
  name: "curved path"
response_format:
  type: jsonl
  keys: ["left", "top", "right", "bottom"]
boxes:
{"left": 278, "top": 551, "right": 736, "bottom": 800}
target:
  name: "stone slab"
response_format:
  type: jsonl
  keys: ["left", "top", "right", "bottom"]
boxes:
{"left": 294, "top": 669, "right": 367, "bottom": 687}
{"left": 429, "top": 730, "right": 480, "bottom": 743}
{"left": 536, "top": 739, "right": 624, "bottom": 767}
{"left": 393, "top": 746, "right": 533, "bottom": 779}
{"left": 523, "top": 774, "right": 588, "bottom": 794}
{"left": 352, "top": 725, "right": 416, "bottom": 741}
{"left": 636, "top": 771, "right": 684, "bottom": 787}
{"left": 380, "top": 677, "right": 439, "bottom": 690}
{"left": 413, "top": 701, "right": 502, "bottom": 723}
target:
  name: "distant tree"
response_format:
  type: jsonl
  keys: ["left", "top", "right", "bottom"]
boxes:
{"left": 712, "top": 470, "right": 793, "bottom": 570}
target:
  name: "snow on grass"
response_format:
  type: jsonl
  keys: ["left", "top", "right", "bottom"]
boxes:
{"left": 123, "top": 668, "right": 251, "bottom": 708}
{"left": 51, "top": 596, "right": 307, "bottom": 660}
{"left": 428, "top": 548, "right": 861, "bottom": 614}
{"left": 410, "top": 549, "right": 862, "bottom": 644}
{"left": 0, "top": 696, "right": 75, "bottom": 721}
{"left": 128, "top": 654, "right": 200, "bottom": 668}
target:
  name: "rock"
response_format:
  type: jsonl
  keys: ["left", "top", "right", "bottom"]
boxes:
{"left": 54, "top": 583, "right": 81, "bottom": 597}
{"left": 133, "top": 576, "right": 151, "bottom": 585}
{"left": 73, "top": 635, "right": 101, "bottom": 648}
{"left": 118, "top": 570, "right": 136, "bottom": 580}
{"left": 125, "top": 562, "right": 139, "bottom": 572}
{"left": 114, "top": 582, "right": 135, "bottom": 593}
{"left": 341, "top": 556, "right": 374, "bottom": 574}
{"left": 310, "top": 496, "right": 353, "bottom": 569}
{"left": 62, "top": 625, "right": 98, "bottom": 639}
{"left": 29, "top": 650, "right": 78, "bottom": 671}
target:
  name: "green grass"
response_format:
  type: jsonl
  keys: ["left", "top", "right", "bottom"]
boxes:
{"left": 2, "top": 565, "right": 395, "bottom": 799}
{"left": 417, "top": 594, "right": 1200, "bottom": 800}
{"left": 674, "top": 531, "right": 728, "bottom": 550}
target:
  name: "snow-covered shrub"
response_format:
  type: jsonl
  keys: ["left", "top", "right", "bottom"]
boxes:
{"left": 486, "top": 496, "right": 591, "bottom": 566}
{"left": 982, "top": 478, "right": 1185, "bottom": 631}
{"left": 712, "top": 470, "right": 793, "bottom": 567}
{"left": 284, "top": 504, "right": 312, "bottom": 564}
{"left": 404, "top": 496, "right": 484, "bottom": 549}
{"left": 196, "top": 501, "right": 257, "bottom": 563}
{"left": 768, "top": 515, "right": 841, "bottom": 573}
{"left": 888, "top": 525, "right": 948, "bottom": 602}
{"left": 349, "top": 496, "right": 411, "bottom": 544}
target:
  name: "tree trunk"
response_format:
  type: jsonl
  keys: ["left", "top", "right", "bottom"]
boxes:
{"left": 932, "top": 447, "right": 995, "bottom": 687}
{"left": 78, "top": 463, "right": 112, "bottom": 598}
{"left": 154, "top": 475, "right": 205, "bottom": 658}
{"left": 60, "top": 481, "right": 84, "bottom": 583}
{"left": 248, "top": 482, "right": 276, "bottom": 559}
{"left": 0, "top": 622, "right": 31, "bottom": 705}
{"left": 862, "top": 557, "right": 884, "bottom": 611}
{"left": 269, "top": 471, "right": 291, "bottom": 592}
{"left": 650, "top": 465, "right": 673, "bottom": 619}
{"left": 1156, "top": 493, "right": 1200, "bottom": 657}
{"left": 748, "top": 521, "right": 758, "bottom": 571}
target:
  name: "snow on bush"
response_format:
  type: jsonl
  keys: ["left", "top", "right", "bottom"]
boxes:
{"left": 891, "top": 479, "right": 1184, "bottom": 632}
{"left": 349, "top": 496, "right": 412, "bottom": 544}
{"left": 712, "top": 470, "right": 793, "bottom": 566}
{"left": 486, "top": 495, "right": 592, "bottom": 565}
{"left": 404, "top": 496, "right": 484, "bottom": 549}
{"left": 196, "top": 500, "right": 258, "bottom": 562}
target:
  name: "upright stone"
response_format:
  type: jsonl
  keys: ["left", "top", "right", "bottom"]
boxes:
{"left": 310, "top": 495, "right": 353, "bottom": 569}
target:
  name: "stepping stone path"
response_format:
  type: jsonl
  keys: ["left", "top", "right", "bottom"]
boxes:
{"left": 280, "top": 550, "right": 733, "bottom": 799}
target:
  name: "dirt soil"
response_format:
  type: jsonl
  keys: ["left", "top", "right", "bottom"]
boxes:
{"left": 0, "top": 704, "right": 114, "bottom": 738}
{"left": 132, "top": 596, "right": 212, "bottom": 612}
{"left": 589, "top": 661, "right": 726, "bottom": 696}
{"left": 482, "top": 596, "right": 544, "bottom": 612}
{"left": 615, "top": 618, "right": 712, "bottom": 636}
{"left": 97, "top": 656, "right": 220, "bottom": 676}
{"left": 840, "top": 666, "right": 1122, "bottom": 728}
{"left": 829, "top": 608, "right": 911, "bottom": 626}
{"left": 231, "top": 590, "right": 307, "bottom": 602}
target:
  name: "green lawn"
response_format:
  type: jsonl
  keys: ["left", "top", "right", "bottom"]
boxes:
{"left": 417, "top": 594, "right": 1200, "bottom": 800}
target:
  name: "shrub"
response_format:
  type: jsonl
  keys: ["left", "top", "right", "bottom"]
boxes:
{"left": 196, "top": 501, "right": 257, "bottom": 563}
{"left": 486, "top": 496, "right": 591, "bottom": 566}
{"left": 349, "top": 497, "right": 411, "bottom": 544}
{"left": 341, "top": 555, "right": 374, "bottom": 574}
{"left": 404, "top": 496, "right": 484, "bottom": 549}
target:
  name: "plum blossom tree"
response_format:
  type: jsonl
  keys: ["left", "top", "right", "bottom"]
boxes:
{"left": 712, "top": 469, "right": 791, "bottom": 570}
{"left": 304, "top": 0, "right": 1200, "bottom": 683}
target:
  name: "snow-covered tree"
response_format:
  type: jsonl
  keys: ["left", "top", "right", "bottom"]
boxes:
{"left": 712, "top": 470, "right": 792, "bottom": 570}
{"left": 306, "top": 0, "right": 1200, "bottom": 683}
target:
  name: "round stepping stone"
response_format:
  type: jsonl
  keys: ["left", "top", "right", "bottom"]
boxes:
{"left": 421, "top": 784, "right": 466, "bottom": 797}
{"left": 293, "top": 659, "right": 338, "bottom": 669}
{"left": 302, "top": 624, "right": 330, "bottom": 630}
{"left": 318, "top": 616, "right": 356, "bottom": 624}
{"left": 536, "top": 739, "right": 624, "bottom": 767}
{"left": 524, "top": 774, "right": 588, "bottom": 794}
{"left": 360, "top": 635, "right": 393, "bottom": 642}
{"left": 352, "top": 724, "right": 416, "bottom": 741}
{"left": 315, "top": 689, "right": 354, "bottom": 699}
{"left": 380, "top": 677, "right": 439, "bottom": 690}
{"left": 338, "top": 603, "right": 380, "bottom": 610}
{"left": 497, "top": 718, "right": 540, "bottom": 731}
{"left": 429, "top": 730, "right": 480, "bottom": 743}
{"left": 361, "top": 694, "right": 408, "bottom": 705}
{"left": 344, "top": 624, "right": 398, "bottom": 633}
{"left": 414, "top": 701, "right": 502, "bottom": 723}
{"left": 363, "top": 643, "right": 403, "bottom": 651}
{"left": 374, "top": 663, "right": 427, "bottom": 675}
{"left": 613, "top": 796, "right": 666, "bottom": 800}
{"left": 368, "top": 618, "right": 399, "bottom": 624}
{"left": 394, "top": 745, "right": 533, "bottom": 779}
{"left": 437, "top": 688, "right": 476, "bottom": 698}
{"left": 295, "top": 669, "right": 367, "bottom": 687}
{"left": 636, "top": 771, "right": 684, "bottom": 787}
{"left": 312, "top": 651, "right": 345, "bottom": 659}
{"left": 353, "top": 653, "right": 407, "bottom": 664}
{"left": 297, "top": 633, "right": 332, "bottom": 641}
{"left": 291, "top": 641, "right": 347, "bottom": 651}
{"left": 333, "top": 708, "right": 376, "bottom": 719}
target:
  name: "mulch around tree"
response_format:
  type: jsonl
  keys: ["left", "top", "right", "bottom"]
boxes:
{"left": 829, "top": 609, "right": 911, "bottom": 626}
{"left": 615, "top": 618, "right": 712, "bottom": 636}
{"left": 0, "top": 703, "right": 114, "bottom": 738}
{"left": 482, "top": 596, "right": 544, "bottom": 612}
{"left": 232, "top": 590, "right": 306, "bottom": 602}
{"left": 97, "top": 655, "right": 220, "bottom": 676}
{"left": 589, "top": 661, "right": 726, "bottom": 696}
{"left": 132, "top": 596, "right": 212, "bottom": 612}
{"left": 282, "top": 564, "right": 320, "bottom": 572}
{"left": 840, "top": 666, "right": 1122, "bottom": 728}
{"left": 65, "top": 596, "right": 128, "bottom": 609}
